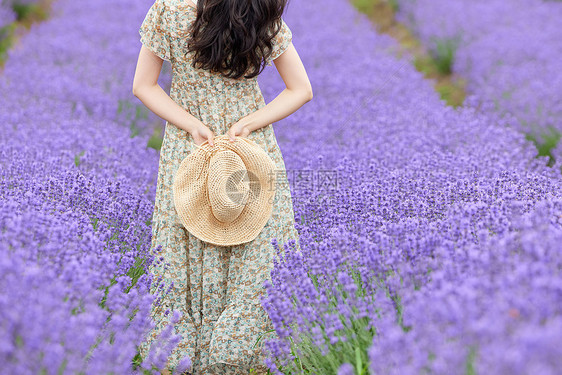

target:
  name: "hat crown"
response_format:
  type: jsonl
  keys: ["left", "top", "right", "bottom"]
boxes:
{"left": 173, "top": 134, "right": 277, "bottom": 246}
{"left": 207, "top": 149, "right": 256, "bottom": 223}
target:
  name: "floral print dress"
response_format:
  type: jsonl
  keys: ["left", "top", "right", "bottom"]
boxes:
{"left": 137, "top": 0, "right": 301, "bottom": 374}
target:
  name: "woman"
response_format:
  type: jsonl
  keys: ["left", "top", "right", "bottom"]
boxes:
{"left": 132, "top": 0, "right": 312, "bottom": 373}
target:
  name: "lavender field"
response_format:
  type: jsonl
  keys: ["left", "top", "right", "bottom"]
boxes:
{"left": 1, "top": 0, "right": 561, "bottom": 374}
{"left": 395, "top": 0, "right": 562, "bottom": 165}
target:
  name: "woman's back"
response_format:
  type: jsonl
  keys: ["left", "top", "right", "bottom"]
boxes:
{"left": 139, "top": 0, "right": 293, "bottom": 136}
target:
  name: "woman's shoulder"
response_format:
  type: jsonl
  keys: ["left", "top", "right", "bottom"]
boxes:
{"left": 161, "top": 0, "right": 195, "bottom": 10}
{"left": 150, "top": 0, "right": 195, "bottom": 35}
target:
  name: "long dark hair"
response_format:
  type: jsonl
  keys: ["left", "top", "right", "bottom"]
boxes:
{"left": 183, "top": 0, "right": 288, "bottom": 80}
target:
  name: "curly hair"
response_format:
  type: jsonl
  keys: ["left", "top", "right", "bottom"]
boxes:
{"left": 183, "top": 0, "right": 289, "bottom": 80}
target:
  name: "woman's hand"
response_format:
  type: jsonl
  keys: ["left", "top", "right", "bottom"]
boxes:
{"left": 191, "top": 123, "right": 215, "bottom": 146}
{"left": 227, "top": 120, "right": 251, "bottom": 142}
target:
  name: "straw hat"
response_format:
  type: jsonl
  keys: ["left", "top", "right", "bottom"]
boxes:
{"left": 173, "top": 134, "right": 278, "bottom": 246}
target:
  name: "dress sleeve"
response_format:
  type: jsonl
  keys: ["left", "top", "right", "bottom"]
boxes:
{"left": 139, "top": 0, "right": 172, "bottom": 61}
{"left": 266, "top": 18, "right": 293, "bottom": 66}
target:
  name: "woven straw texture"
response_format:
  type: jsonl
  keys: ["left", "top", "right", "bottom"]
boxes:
{"left": 173, "top": 134, "right": 277, "bottom": 246}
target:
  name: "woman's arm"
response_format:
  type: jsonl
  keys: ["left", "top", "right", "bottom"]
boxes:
{"left": 132, "top": 46, "right": 215, "bottom": 146}
{"left": 227, "top": 43, "right": 313, "bottom": 141}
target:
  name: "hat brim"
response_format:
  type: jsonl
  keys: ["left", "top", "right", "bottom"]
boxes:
{"left": 173, "top": 135, "right": 277, "bottom": 247}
